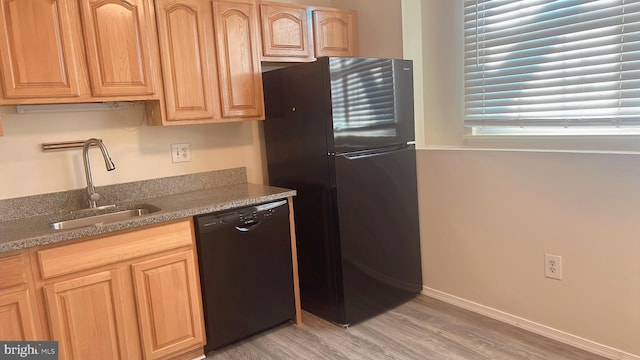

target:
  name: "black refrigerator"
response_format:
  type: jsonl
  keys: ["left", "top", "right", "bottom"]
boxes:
{"left": 263, "top": 57, "right": 422, "bottom": 326}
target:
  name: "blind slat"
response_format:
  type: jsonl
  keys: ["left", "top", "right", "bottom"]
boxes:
{"left": 464, "top": 0, "right": 640, "bottom": 130}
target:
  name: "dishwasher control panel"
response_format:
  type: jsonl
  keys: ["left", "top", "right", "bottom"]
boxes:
{"left": 197, "top": 199, "right": 288, "bottom": 232}
{"left": 238, "top": 210, "right": 258, "bottom": 225}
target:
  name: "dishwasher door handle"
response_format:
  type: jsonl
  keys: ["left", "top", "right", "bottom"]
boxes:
{"left": 235, "top": 221, "right": 262, "bottom": 232}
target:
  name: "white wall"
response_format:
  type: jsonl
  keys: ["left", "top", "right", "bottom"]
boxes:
{"left": 411, "top": 0, "right": 640, "bottom": 357}
{"left": 419, "top": 0, "right": 465, "bottom": 146}
{"left": 418, "top": 149, "right": 640, "bottom": 356}
{"left": 0, "top": 105, "right": 266, "bottom": 199}
{"left": 331, "top": 0, "right": 403, "bottom": 59}
{"left": 401, "top": 0, "right": 425, "bottom": 147}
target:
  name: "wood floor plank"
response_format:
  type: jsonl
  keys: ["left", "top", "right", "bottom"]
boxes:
{"left": 206, "top": 295, "right": 609, "bottom": 360}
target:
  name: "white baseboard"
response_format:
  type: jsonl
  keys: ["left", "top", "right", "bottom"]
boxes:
{"left": 421, "top": 287, "right": 639, "bottom": 360}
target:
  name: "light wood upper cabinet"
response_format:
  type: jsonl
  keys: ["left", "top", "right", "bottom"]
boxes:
{"left": 79, "top": 0, "right": 157, "bottom": 97}
{"left": 213, "top": 0, "right": 264, "bottom": 119}
{"left": 0, "top": 253, "right": 42, "bottom": 341}
{"left": 132, "top": 250, "right": 205, "bottom": 360}
{"left": 0, "top": 0, "right": 89, "bottom": 99}
{"left": 155, "top": 0, "right": 221, "bottom": 122}
{"left": 0, "top": 0, "right": 161, "bottom": 104}
{"left": 153, "top": 0, "right": 263, "bottom": 124}
{"left": 258, "top": 3, "right": 358, "bottom": 62}
{"left": 312, "top": 8, "right": 359, "bottom": 58}
{"left": 259, "top": 2, "right": 314, "bottom": 62}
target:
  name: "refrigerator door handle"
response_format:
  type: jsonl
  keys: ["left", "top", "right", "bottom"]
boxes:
{"left": 339, "top": 144, "right": 411, "bottom": 160}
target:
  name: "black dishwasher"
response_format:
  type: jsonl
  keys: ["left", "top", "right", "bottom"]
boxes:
{"left": 194, "top": 199, "right": 295, "bottom": 353}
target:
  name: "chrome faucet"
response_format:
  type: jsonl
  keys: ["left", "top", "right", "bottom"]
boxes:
{"left": 83, "top": 138, "right": 116, "bottom": 208}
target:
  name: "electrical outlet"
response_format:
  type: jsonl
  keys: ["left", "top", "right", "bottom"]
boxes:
{"left": 171, "top": 143, "right": 191, "bottom": 163}
{"left": 545, "top": 253, "right": 563, "bottom": 280}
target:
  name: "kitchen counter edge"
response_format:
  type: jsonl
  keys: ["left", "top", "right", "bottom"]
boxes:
{"left": 0, "top": 183, "right": 296, "bottom": 253}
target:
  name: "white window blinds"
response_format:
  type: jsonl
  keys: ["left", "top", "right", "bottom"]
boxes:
{"left": 464, "top": 0, "right": 640, "bottom": 133}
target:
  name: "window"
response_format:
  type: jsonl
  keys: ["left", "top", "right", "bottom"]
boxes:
{"left": 464, "top": 0, "right": 640, "bottom": 136}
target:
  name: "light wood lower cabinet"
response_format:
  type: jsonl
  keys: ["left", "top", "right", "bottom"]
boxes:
{"left": 33, "top": 219, "right": 205, "bottom": 360}
{"left": 0, "top": 253, "right": 43, "bottom": 341}
{"left": 44, "top": 270, "right": 138, "bottom": 360}
{"left": 0, "top": 289, "right": 40, "bottom": 341}
{"left": 132, "top": 250, "right": 205, "bottom": 359}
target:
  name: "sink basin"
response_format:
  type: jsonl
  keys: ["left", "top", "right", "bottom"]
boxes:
{"left": 50, "top": 205, "right": 161, "bottom": 230}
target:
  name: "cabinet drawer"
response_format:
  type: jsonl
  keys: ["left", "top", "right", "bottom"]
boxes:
{"left": 37, "top": 219, "right": 194, "bottom": 280}
{"left": 0, "top": 255, "right": 27, "bottom": 290}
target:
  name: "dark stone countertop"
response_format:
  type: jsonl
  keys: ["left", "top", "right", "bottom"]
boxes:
{"left": 0, "top": 170, "right": 296, "bottom": 253}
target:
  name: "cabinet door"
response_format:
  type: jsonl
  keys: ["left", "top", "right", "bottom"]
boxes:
{"left": 0, "top": 253, "right": 42, "bottom": 341}
{"left": 260, "top": 3, "right": 314, "bottom": 62}
{"left": 156, "top": 0, "right": 221, "bottom": 122}
{"left": 80, "top": 0, "right": 156, "bottom": 97}
{"left": 0, "top": 290, "right": 40, "bottom": 341}
{"left": 132, "top": 250, "right": 204, "bottom": 360}
{"left": 212, "top": 0, "right": 264, "bottom": 119}
{"left": 312, "top": 9, "right": 359, "bottom": 57}
{"left": 0, "top": 0, "right": 87, "bottom": 99}
{"left": 44, "top": 270, "right": 139, "bottom": 360}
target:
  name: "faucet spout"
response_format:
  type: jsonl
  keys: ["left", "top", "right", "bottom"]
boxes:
{"left": 83, "top": 138, "right": 116, "bottom": 208}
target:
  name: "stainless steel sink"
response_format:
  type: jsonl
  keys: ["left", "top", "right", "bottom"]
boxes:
{"left": 50, "top": 205, "right": 161, "bottom": 230}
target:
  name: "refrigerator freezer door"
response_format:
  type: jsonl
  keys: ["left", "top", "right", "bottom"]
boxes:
{"left": 328, "top": 57, "right": 415, "bottom": 154}
{"left": 334, "top": 146, "right": 423, "bottom": 324}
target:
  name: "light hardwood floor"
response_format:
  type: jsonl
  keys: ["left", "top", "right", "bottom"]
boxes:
{"left": 206, "top": 295, "right": 608, "bottom": 360}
